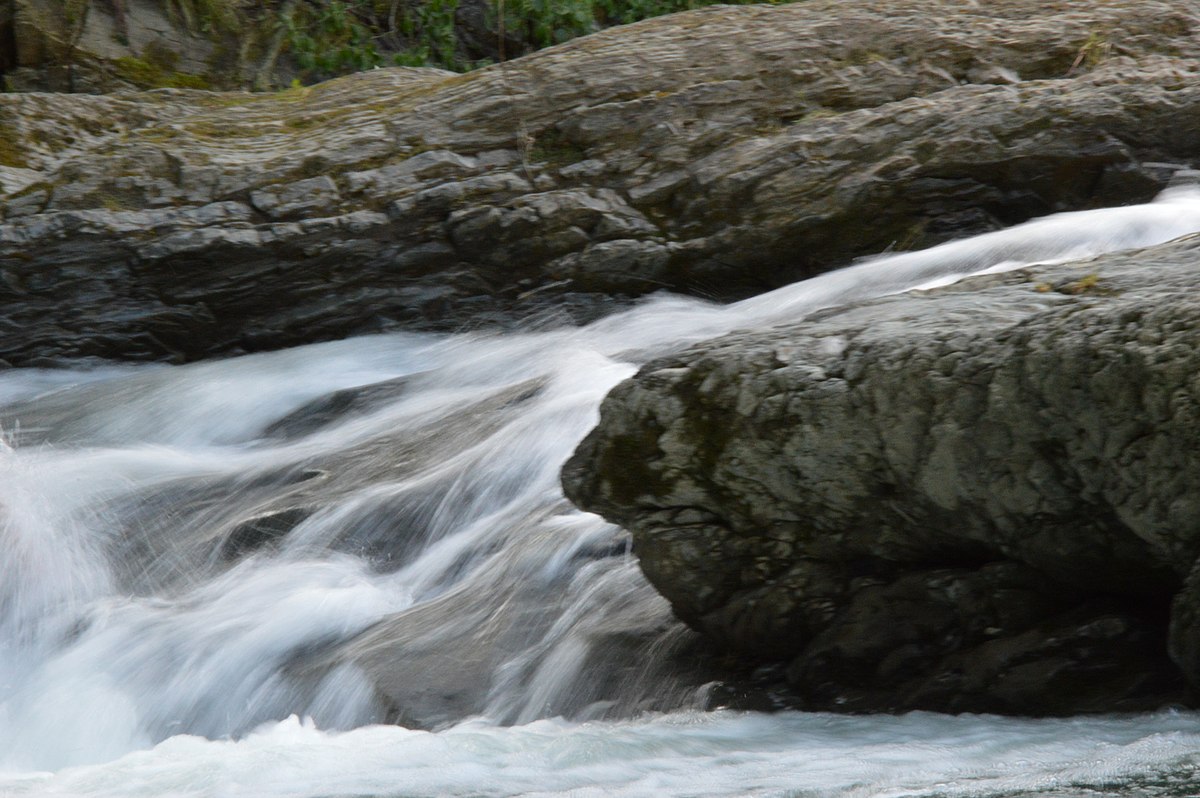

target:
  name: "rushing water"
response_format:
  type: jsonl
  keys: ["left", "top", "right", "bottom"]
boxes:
{"left": 3, "top": 189, "right": 1200, "bottom": 797}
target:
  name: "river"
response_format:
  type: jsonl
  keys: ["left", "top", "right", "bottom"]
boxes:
{"left": 3, "top": 189, "right": 1200, "bottom": 797}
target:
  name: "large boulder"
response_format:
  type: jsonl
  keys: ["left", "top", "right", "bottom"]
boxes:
{"left": 563, "top": 232, "right": 1200, "bottom": 714}
{"left": 2, "top": 0, "right": 1200, "bottom": 365}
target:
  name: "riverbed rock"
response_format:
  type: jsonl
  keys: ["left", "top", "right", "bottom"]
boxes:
{"left": 3, "top": 0, "right": 1200, "bottom": 365}
{"left": 562, "top": 234, "right": 1200, "bottom": 714}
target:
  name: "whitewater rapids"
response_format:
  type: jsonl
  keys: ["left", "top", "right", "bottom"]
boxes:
{"left": 2, "top": 188, "right": 1200, "bottom": 796}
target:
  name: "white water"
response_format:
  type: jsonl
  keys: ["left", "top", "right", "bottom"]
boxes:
{"left": 1, "top": 188, "right": 1200, "bottom": 796}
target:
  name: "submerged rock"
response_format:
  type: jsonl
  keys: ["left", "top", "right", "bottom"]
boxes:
{"left": 563, "top": 233, "right": 1200, "bottom": 714}
{"left": 3, "top": 0, "right": 1200, "bottom": 365}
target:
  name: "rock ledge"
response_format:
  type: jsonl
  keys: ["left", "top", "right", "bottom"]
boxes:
{"left": 564, "top": 232, "right": 1200, "bottom": 714}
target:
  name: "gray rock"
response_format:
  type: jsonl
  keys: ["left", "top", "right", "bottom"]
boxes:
{"left": 549, "top": 239, "right": 671, "bottom": 293}
{"left": 3, "top": 0, "right": 1200, "bottom": 364}
{"left": 563, "top": 234, "right": 1200, "bottom": 714}
{"left": 250, "top": 176, "right": 342, "bottom": 220}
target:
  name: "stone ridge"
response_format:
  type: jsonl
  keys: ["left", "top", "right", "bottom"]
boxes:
{"left": 2, "top": 0, "right": 1200, "bottom": 365}
{"left": 563, "top": 234, "right": 1200, "bottom": 714}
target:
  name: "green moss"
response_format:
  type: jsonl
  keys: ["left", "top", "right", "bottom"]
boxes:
{"left": 113, "top": 56, "right": 212, "bottom": 90}
{"left": 529, "top": 128, "right": 585, "bottom": 168}
{"left": 142, "top": 40, "right": 182, "bottom": 72}
{"left": 113, "top": 56, "right": 165, "bottom": 85}
{"left": 7, "top": 181, "right": 53, "bottom": 201}
{"left": 294, "top": 154, "right": 330, "bottom": 179}
{"left": 167, "top": 73, "right": 213, "bottom": 90}
{"left": 184, "top": 118, "right": 261, "bottom": 139}
{"left": 0, "top": 117, "right": 28, "bottom": 169}
{"left": 345, "top": 151, "right": 408, "bottom": 172}
{"left": 282, "top": 107, "right": 358, "bottom": 131}
{"left": 272, "top": 83, "right": 315, "bottom": 103}
{"left": 840, "top": 48, "right": 889, "bottom": 67}
{"left": 193, "top": 92, "right": 284, "bottom": 110}
{"left": 133, "top": 127, "right": 183, "bottom": 143}
{"left": 99, "top": 194, "right": 127, "bottom": 211}
{"left": 1069, "top": 30, "right": 1112, "bottom": 74}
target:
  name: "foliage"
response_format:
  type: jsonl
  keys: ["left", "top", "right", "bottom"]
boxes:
{"left": 161, "top": 0, "right": 239, "bottom": 33}
{"left": 280, "top": 0, "right": 476, "bottom": 80}
{"left": 58, "top": 0, "right": 801, "bottom": 88}
{"left": 497, "top": 0, "right": 594, "bottom": 50}
{"left": 283, "top": 1, "right": 385, "bottom": 79}
{"left": 278, "top": 0, "right": 794, "bottom": 80}
{"left": 497, "top": 0, "right": 788, "bottom": 52}
{"left": 391, "top": 0, "right": 461, "bottom": 69}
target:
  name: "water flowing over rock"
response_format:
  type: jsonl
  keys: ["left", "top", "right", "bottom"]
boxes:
{"left": 563, "top": 225, "right": 1200, "bottom": 715}
{"left": 3, "top": 0, "right": 1200, "bottom": 365}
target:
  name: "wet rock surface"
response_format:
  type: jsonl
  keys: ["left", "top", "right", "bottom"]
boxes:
{"left": 3, "top": 0, "right": 1200, "bottom": 365}
{"left": 563, "top": 235, "right": 1200, "bottom": 714}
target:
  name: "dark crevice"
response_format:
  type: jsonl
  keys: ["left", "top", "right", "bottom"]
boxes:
{"left": 220, "top": 507, "right": 314, "bottom": 560}
{"left": 0, "top": 0, "right": 16, "bottom": 89}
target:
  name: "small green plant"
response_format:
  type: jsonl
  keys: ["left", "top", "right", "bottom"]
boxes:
{"left": 1068, "top": 30, "right": 1112, "bottom": 75}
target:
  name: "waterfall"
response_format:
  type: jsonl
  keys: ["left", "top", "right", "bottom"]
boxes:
{"left": 2, "top": 189, "right": 1200, "bottom": 793}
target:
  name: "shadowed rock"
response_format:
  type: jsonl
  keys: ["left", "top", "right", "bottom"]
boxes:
{"left": 563, "top": 234, "right": 1200, "bottom": 714}
{"left": 3, "top": 0, "right": 1200, "bottom": 365}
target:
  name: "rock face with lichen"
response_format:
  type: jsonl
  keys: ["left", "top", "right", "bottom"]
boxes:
{"left": 562, "top": 233, "right": 1200, "bottom": 714}
{"left": 4, "top": 0, "right": 257, "bottom": 92}
{"left": 2, "top": 0, "right": 1200, "bottom": 366}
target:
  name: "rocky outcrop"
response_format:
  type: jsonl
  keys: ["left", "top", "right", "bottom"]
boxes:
{"left": 3, "top": 0, "right": 1200, "bottom": 365}
{"left": 563, "top": 234, "right": 1200, "bottom": 714}
{"left": 5, "top": 0, "right": 256, "bottom": 92}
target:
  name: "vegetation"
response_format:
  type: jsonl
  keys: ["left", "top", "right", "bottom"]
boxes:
{"left": 274, "top": 0, "right": 790, "bottom": 79}
{"left": 112, "top": 55, "right": 211, "bottom": 89}
{"left": 160, "top": 0, "right": 238, "bottom": 33}
{"left": 0, "top": 116, "right": 27, "bottom": 168}
{"left": 87, "top": 0, "right": 795, "bottom": 88}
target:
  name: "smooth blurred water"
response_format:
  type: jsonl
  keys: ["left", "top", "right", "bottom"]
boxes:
{"left": 4, "top": 710, "right": 1200, "bottom": 798}
{"left": 2, "top": 189, "right": 1200, "bottom": 795}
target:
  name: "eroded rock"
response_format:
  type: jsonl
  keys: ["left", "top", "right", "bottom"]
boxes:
{"left": 3, "top": 0, "right": 1200, "bottom": 365}
{"left": 563, "top": 234, "right": 1200, "bottom": 714}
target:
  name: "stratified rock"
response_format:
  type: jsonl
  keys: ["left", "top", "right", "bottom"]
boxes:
{"left": 3, "top": 0, "right": 1200, "bottom": 364}
{"left": 563, "top": 234, "right": 1200, "bottom": 714}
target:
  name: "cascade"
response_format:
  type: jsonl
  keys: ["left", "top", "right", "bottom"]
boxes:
{"left": 2, "top": 189, "right": 1200, "bottom": 794}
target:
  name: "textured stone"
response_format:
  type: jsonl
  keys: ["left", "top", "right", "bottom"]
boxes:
{"left": 250, "top": 176, "right": 342, "bottom": 220}
{"left": 563, "top": 234, "right": 1200, "bottom": 714}
{"left": 2, "top": 0, "right": 1200, "bottom": 364}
